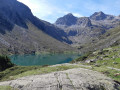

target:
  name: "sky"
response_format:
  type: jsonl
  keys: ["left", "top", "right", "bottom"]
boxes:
{"left": 17, "top": 0, "right": 120, "bottom": 23}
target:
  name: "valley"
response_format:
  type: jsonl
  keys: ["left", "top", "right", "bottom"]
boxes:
{"left": 0, "top": 0, "right": 120, "bottom": 90}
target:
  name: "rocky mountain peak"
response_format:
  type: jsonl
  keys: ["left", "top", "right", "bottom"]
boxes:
{"left": 90, "top": 11, "right": 107, "bottom": 20}
{"left": 65, "top": 13, "right": 74, "bottom": 17}
{"left": 55, "top": 13, "right": 77, "bottom": 26}
{"left": 95, "top": 11, "right": 105, "bottom": 15}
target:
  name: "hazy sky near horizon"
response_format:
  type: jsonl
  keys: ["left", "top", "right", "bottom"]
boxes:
{"left": 17, "top": 0, "right": 120, "bottom": 23}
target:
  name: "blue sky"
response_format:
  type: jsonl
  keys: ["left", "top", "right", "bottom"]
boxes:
{"left": 17, "top": 0, "right": 120, "bottom": 23}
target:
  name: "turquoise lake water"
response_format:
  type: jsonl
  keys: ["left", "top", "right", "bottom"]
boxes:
{"left": 10, "top": 54, "right": 80, "bottom": 66}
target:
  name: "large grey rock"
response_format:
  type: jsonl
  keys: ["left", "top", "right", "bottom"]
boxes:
{"left": 0, "top": 68, "right": 119, "bottom": 90}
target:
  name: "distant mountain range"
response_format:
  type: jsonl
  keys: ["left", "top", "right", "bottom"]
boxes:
{"left": 55, "top": 12, "right": 120, "bottom": 47}
{"left": 0, "top": 0, "right": 74, "bottom": 54}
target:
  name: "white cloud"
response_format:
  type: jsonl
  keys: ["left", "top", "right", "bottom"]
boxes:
{"left": 73, "top": 13, "right": 83, "bottom": 17}
{"left": 17, "top": 0, "right": 54, "bottom": 17}
{"left": 17, "top": 0, "right": 60, "bottom": 22}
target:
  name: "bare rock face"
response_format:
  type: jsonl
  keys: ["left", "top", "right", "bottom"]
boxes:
{"left": 0, "top": 68, "right": 119, "bottom": 90}
{"left": 76, "top": 17, "right": 92, "bottom": 27}
{"left": 90, "top": 11, "right": 115, "bottom": 20}
{"left": 90, "top": 11, "right": 107, "bottom": 20}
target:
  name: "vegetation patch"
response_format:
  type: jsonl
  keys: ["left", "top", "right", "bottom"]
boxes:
{"left": 0, "top": 55, "right": 14, "bottom": 71}
{"left": 0, "top": 65, "right": 79, "bottom": 81}
{"left": 0, "top": 86, "right": 16, "bottom": 90}
{"left": 72, "top": 45, "right": 120, "bottom": 82}
{"left": 71, "top": 52, "right": 92, "bottom": 63}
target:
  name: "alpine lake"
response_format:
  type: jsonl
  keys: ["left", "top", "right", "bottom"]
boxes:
{"left": 10, "top": 53, "right": 80, "bottom": 66}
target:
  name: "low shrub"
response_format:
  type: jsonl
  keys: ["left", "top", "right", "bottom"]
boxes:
{"left": 0, "top": 55, "right": 14, "bottom": 71}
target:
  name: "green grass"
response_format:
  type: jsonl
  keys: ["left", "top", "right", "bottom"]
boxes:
{"left": 0, "top": 86, "right": 16, "bottom": 90}
{"left": 72, "top": 45, "right": 120, "bottom": 82}
{"left": 90, "top": 65, "right": 120, "bottom": 82}
{"left": 71, "top": 52, "right": 92, "bottom": 63}
{"left": 0, "top": 65, "right": 80, "bottom": 81}
{"left": 96, "top": 58, "right": 120, "bottom": 68}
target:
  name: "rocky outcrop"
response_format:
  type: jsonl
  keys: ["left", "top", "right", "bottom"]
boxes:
{"left": 76, "top": 17, "right": 92, "bottom": 27}
{"left": 0, "top": 68, "right": 119, "bottom": 90}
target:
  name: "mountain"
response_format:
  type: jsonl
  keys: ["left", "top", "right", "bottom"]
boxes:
{"left": 55, "top": 13, "right": 92, "bottom": 27}
{"left": 90, "top": 11, "right": 114, "bottom": 20}
{"left": 0, "top": 0, "right": 72, "bottom": 43}
{"left": 55, "top": 12, "right": 120, "bottom": 47}
{"left": 0, "top": 0, "right": 74, "bottom": 54}
{"left": 55, "top": 13, "right": 77, "bottom": 26}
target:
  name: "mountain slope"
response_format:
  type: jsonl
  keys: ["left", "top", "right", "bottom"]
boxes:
{"left": 0, "top": 0, "right": 74, "bottom": 54}
{"left": 0, "top": 0, "right": 72, "bottom": 44}
{"left": 79, "top": 25, "right": 120, "bottom": 53}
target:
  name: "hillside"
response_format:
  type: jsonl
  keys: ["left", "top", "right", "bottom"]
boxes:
{"left": 0, "top": 0, "right": 74, "bottom": 54}
{"left": 72, "top": 44, "right": 120, "bottom": 83}
{"left": 80, "top": 25, "right": 120, "bottom": 53}
{"left": 0, "top": 22, "right": 75, "bottom": 54}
